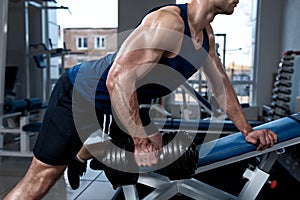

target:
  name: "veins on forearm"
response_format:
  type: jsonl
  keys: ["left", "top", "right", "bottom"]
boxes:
{"left": 110, "top": 77, "right": 146, "bottom": 138}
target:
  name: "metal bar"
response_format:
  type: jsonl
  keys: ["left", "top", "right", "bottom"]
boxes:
{"left": 25, "top": 0, "right": 31, "bottom": 98}
{"left": 0, "top": 0, "right": 9, "bottom": 119}
{"left": 122, "top": 185, "right": 139, "bottom": 200}
{"left": 238, "top": 167, "right": 269, "bottom": 200}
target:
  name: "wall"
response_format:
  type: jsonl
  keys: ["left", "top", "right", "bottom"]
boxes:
{"left": 255, "top": 0, "right": 300, "bottom": 114}
{"left": 254, "top": 0, "right": 283, "bottom": 113}
{"left": 118, "top": 0, "right": 176, "bottom": 46}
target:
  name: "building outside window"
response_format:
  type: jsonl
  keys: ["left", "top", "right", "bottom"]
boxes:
{"left": 63, "top": 28, "right": 118, "bottom": 68}
{"left": 77, "top": 37, "right": 88, "bottom": 49}
{"left": 95, "top": 36, "right": 106, "bottom": 49}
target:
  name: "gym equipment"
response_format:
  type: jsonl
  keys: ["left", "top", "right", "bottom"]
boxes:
{"left": 102, "top": 137, "right": 139, "bottom": 187}
{"left": 3, "top": 99, "right": 27, "bottom": 114}
{"left": 119, "top": 113, "right": 300, "bottom": 200}
{"left": 0, "top": 98, "right": 45, "bottom": 157}
{"left": 264, "top": 51, "right": 296, "bottom": 121}
{"left": 274, "top": 80, "right": 292, "bottom": 88}
{"left": 91, "top": 131, "right": 198, "bottom": 187}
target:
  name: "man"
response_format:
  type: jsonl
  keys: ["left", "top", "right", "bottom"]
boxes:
{"left": 4, "top": 0, "right": 278, "bottom": 199}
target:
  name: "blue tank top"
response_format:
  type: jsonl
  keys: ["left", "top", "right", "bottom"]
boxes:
{"left": 69, "top": 4, "right": 209, "bottom": 114}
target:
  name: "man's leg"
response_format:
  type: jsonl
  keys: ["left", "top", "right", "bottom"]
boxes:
{"left": 4, "top": 156, "right": 66, "bottom": 200}
{"left": 4, "top": 71, "right": 82, "bottom": 198}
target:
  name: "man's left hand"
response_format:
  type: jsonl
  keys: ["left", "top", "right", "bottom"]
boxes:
{"left": 245, "top": 129, "right": 278, "bottom": 150}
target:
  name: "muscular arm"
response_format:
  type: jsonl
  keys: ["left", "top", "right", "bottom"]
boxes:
{"left": 203, "top": 25, "right": 277, "bottom": 150}
{"left": 106, "top": 8, "right": 183, "bottom": 141}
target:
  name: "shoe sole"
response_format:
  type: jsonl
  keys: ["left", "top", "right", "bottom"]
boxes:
{"left": 64, "top": 168, "right": 76, "bottom": 190}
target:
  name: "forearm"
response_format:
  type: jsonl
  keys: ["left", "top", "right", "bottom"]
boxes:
{"left": 204, "top": 53, "right": 253, "bottom": 137}
{"left": 224, "top": 96, "right": 253, "bottom": 136}
{"left": 215, "top": 80, "right": 253, "bottom": 137}
{"left": 109, "top": 75, "right": 148, "bottom": 139}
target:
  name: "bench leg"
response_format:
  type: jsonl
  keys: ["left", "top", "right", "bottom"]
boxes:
{"left": 19, "top": 116, "right": 30, "bottom": 154}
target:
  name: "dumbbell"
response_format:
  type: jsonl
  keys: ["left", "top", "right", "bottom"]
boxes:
{"left": 278, "top": 67, "right": 294, "bottom": 74}
{"left": 274, "top": 81, "right": 292, "bottom": 88}
{"left": 154, "top": 131, "right": 198, "bottom": 180}
{"left": 281, "top": 56, "right": 295, "bottom": 61}
{"left": 270, "top": 101, "right": 290, "bottom": 111}
{"left": 272, "top": 94, "right": 291, "bottom": 102}
{"left": 278, "top": 61, "right": 294, "bottom": 67}
{"left": 99, "top": 131, "right": 198, "bottom": 186}
{"left": 276, "top": 74, "right": 292, "bottom": 81}
{"left": 272, "top": 87, "right": 292, "bottom": 95}
{"left": 269, "top": 106, "right": 290, "bottom": 118}
{"left": 101, "top": 137, "right": 139, "bottom": 187}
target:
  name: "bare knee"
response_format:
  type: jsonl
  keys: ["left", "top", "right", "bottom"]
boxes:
{"left": 4, "top": 156, "right": 66, "bottom": 200}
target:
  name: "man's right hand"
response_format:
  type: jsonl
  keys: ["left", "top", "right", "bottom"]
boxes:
{"left": 133, "top": 132, "right": 162, "bottom": 166}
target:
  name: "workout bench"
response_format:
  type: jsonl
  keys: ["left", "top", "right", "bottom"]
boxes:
{"left": 0, "top": 98, "right": 45, "bottom": 157}
{"left": 120, "top": 113, "right": 300, "bottom": 200}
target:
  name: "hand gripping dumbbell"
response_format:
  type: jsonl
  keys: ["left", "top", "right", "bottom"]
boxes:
{"left": 92, "top": 131, "right": 198, "bottom": 187}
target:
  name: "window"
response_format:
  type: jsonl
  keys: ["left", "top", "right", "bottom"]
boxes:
{"left": 211, "top": 0, "right": 258, "bottom": 105}
{"left": 175, "top": 0, "right": 258, "bottom": 105}
{"left": 95, "top": 36, "right": 106, "bottom": 49}
{"left": 77, "top": 37, "right": 88, "bottom": 49}
{"left": 169, "top": 0, "right": 258, "bottom": 119}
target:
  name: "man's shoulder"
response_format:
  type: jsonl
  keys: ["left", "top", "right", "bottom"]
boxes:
{"left": 141, "top": 6, "right": 184, "bottom": 32}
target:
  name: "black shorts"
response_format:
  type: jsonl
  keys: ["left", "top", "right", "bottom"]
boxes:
{"left": 33, "top": 72, "right": 158, "bottom": 166}
{"left": 33, "top": 72, "right": 82, "bottom": 165}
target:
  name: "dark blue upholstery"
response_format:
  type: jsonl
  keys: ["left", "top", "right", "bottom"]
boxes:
{"left": 197, "top": 114, "right": 300, "bottom": 167}
{"left": 22, "top": 122, "right": 42, "bottom": 132}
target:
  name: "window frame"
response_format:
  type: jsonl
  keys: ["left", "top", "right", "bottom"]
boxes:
{"left": 77, "top": 36, "right": 88, "bottom": 50}
{"left": 94, "top": 36, "right": 106, "bottom": 49}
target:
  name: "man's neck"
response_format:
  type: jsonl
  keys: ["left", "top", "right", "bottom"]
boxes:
{"left": 187, "top": 0, "right": 216, "bottom": 33}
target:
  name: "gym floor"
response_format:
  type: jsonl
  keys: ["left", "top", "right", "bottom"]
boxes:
{"left": 0, "top": 157, "right": 121, "bottom": 200}
{"left": 1, "top": 156, "right": 300, "bottom": 199}
{"left": 1, "top": 135, "right": 300, "bottom": 199}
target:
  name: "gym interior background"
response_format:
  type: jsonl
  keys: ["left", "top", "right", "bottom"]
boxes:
{"left": 1, "top": 0, "right": 300, "bottom": 199}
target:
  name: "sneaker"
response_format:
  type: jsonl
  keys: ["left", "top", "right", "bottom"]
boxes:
{"left": 64, "top": 158, "right": 87, "bottom": 190}
{"left": 90, "top": 158, "right": 106, "bottom": 170}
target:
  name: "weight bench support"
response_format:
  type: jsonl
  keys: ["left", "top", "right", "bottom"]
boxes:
{"left": 122, "top": 113, "right": 300, "bottom": 199}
